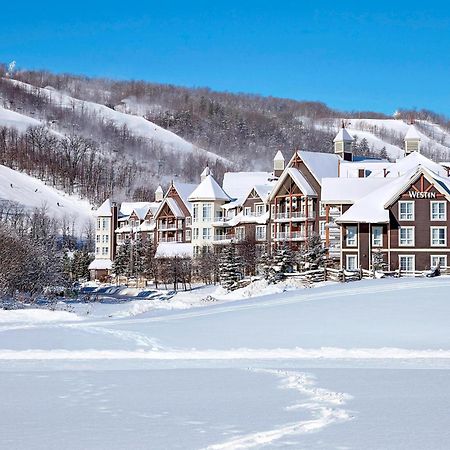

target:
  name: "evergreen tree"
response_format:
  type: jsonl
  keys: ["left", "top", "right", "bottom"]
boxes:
{"left": 141, "top": 237, "right": 156, "bottom": 282}
{"left": 219, "top": 244, "right": 242, "bottom": 291}
{"left": 269, "top": 243, "right": 295, "bottom": 282}
{"left": 112, "top": 238, "right": 131, "bottom": 277}
{"left": 372, "top": 249, "right": 387, "bottom": 272}
{"left": 302, "top": 234, "right": 327, "bottom": 269}
{"left": 132, "top": 235, "right": 145, "bottom": 277}
{"left": 380, "top": 146, "right": 388, "bottom": 160}
{"left": 71, "top": 250, "right": 93, "bottom": 280}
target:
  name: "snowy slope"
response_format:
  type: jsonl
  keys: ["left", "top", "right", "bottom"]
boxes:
{"left": 0, "top": 106, "right": 43, "bottom": 131}
{"left": 0, "top": 164, "right": 93, "bottom": 232}
{"left": 5, "top": 78, "right": 229, "bottom": 163}
{"left": 317, "top": 118, "right": 450, "bottom": 159}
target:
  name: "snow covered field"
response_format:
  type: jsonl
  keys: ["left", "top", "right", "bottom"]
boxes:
{"left": 1, "top": 278, "right": 450, "bottom": 449}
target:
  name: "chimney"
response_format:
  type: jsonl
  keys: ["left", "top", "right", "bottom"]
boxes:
{"left": 273, "top": 150, "right": 285, "bottom": 177}
{"left": 404, "top": 124, "right": 421, "bottom": 157}
{"left": 155, "top": 186, "right": 164, "bottom": 202}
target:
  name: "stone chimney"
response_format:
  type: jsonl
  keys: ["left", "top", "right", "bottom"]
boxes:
{"left": 273, "top": 151, "right": 285, "bottom": 177}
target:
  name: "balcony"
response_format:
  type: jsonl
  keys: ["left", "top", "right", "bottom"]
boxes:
{"left": 274, "top": 211, "right": 315, "bottom": 221}
{"left": 274, "top": 231, "right": 306, "bottom": 241}
{"left": 158, "top": 236, "right": 181, "bottom": 243}
{"left": 158, "top": 223, "right": 182, "bottom": 231}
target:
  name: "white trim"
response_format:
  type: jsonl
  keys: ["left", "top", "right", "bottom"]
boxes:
{"left": 346, "top": 225, "right": 357, "bottom": 247}
{"left": 399, "top": 226, "right": 415, "bottom": 247}
{"left": 431, "top": 255, "right": 447, "bottom": 268}
{"left": 372, "top": 225, "right": 383, "bottom": 247}
{"left": 430, "top": 226, "right": 447, "bottom": 247}
{"left": 346, "top": 254, "right": 358, "bottom": 270}
{"left": 399, "top": 254, "right": 415, "bottom": 272}
{"left": 430, "top": 201, "right": 447, "bottom": 221}
{"left": 398, "top": 201, "right": 415, "bottom": 221}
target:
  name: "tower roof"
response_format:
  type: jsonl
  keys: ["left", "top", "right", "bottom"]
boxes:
{"left": 201, "top": 166, "right": 212, "bottom": 178}
{"left": 188, "top": 175, "right": 232, "bottom": 201}
{"left": 333, "top": 126, "right": 354, "bottom": 143}
{"left": 405, "top": 124, "right": 421, "bottom": 140}
{"left": 273, "top": 150, "right": 285, "bottom": 161}
{"left": 155, "top": 185, "right": 163, "bottom": 194}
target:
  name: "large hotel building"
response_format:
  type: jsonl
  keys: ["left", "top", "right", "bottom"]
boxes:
{"left": 89, "top": 123, "right": 450, "bottom": 279}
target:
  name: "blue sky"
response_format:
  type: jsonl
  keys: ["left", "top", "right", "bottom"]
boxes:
{"left": 1, "top": 0, "right": 449, "bottom": 115}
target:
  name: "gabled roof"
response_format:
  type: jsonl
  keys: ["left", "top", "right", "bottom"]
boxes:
{"left": 155, "top": 242, "right": 193, "bottom": 259}
{"left": 287, "top": 151, "right": 339, "bottom": 185}
{"left": 95, "top": 199, "right": 112, "bottom": 217}
{"left": 222, "top": 171, "right": 273, "bottom": 201}
{"left": 119, "top": 201, "right": 152, "bottom": 217}
{"left": 172, "top": 181, "right": 197, "bottom": 213}
{"left": 405, "top": 125, "right": 421, "bottom": 140}
{"left": 188, "top": 175, "right": 231, "bottom": 201}
{"left": 131, "top": 202, "right": 161, "bottom": 220}
{"left": 165, "top": 197, "right": 185, "bottom": 218}
{"left": 269, "top": 167, "right": 317, "bottom": 201}
{"left": 333, "top": 127, "right": 354, "bottom": 143}
{"left": 337, "top": 166, "right": 450, "bottom": 224}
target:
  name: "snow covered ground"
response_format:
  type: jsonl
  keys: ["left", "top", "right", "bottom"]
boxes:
{"left": 0, "top": 163, "right": 93, "bottom": 232}
{"left": 1, "top": 277, "right": 450, "bottom": 449}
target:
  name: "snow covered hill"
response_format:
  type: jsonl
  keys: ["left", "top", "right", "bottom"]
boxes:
{"left": 2, "top": 78, "right": 229, "bottom": 164}
{"left": 0, "top": 164, "right": 93, "bottom": 232}
{"left": 317, "top": 117, "right": 450, "bottom": 159}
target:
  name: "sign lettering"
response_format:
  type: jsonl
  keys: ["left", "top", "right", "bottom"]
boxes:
{"left": 408, "top": 191, "right": 436, "bottom": 199}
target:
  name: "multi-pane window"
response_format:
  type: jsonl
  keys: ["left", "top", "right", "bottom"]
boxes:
{"left": 346, "top": 226, "right": 357, "bottom": 247}
{"left": 244, "top": 207, "right": 251, "bottom": 216}
{"left": 431, "top": 227, "right": 446, "bottom": 246}
{"left": 202, "top": 203, "right": 212, "bottom": 222}
{"left": 97, "top": 219, "right": 101, "bottom": 229}
{"left": 346, "top": 255, "right": 358, "bottom": 270}
{"left": 399, "top": 226, "right": 414, "bottom": 246}
{"left": 102, "top": 218, "right": 108, "bottom": 230}
{"left": 431, "top": 202, "right": 446, "bottom": 221}
{"left": 256, "top": 225, "right": 266, "bottom": 241}
{"left": 202, "top": 228, "right": 211, "bottom": 240}
{"left": 102, "top": 235, "right": 109, "bottom": 243}
{"left": 319, "top": 201, "right": 326, "bottom": 217}
{"left": 431, "top": 255, "right": 447, "bottom": 268}
{"left": 372, "top": 226, "right": 383, "bottom": 247}
{"left": 96, "top": 246, "right": 100, "bottom": 254}
{"left": 185, "top": 229, "right": 191, "bottom": 241}
{"left": 101, "top": 247, "right": 108, "bottom": 255}
{"left": 271, "top": 224, "right": 275, "bottom": 239}
{"left": 255, "top": 204, "right": 265, "bottom": 216}
{"left": 193, "top": 204, "right": 198, "bottom": 222}
{"left": 399, "top": 255, "right": 415, "bottom": 272}
{"left": 193, "top": 228, "right": 199, "bottom": 240}
{"left": 235, "top": 227, "right": 245, "bottom": 241}
{"left": 96, "top": 235, "right": 100, "bottom": 243}
{"left": 399, "top": 201, "right": 414, "bottom": 220}
{"left": 319, "top": 221, "right": 326, "bottom": 238}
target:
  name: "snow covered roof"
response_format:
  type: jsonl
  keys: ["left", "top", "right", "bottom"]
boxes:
{"left": 269, "top": 167, "right": 317, "bottom": 201}
{"left": 201, "top": 166, "right": 212, "bottom": 178}
{"left": 339, "top": 160, "right": 391, "bottom": 178}
{"left": 165, "top": 197, "right": 185, "bottom": 218}
{"left": 172, "top": 181, "right": 197, "bottom": 213}
{"left": 321, "top": 178, "right": 390, "bottom": 204}
{"left": 155, "top": 185, "right": 163, "bottom": 194}
{"left": 405, "top": 125, "right": 421, "bottom": 140}
{"left": 333, "top": 127, "right": 354, "bottom": 143}
{"left": 337, "top": 167, "right": 450, "bottom": 224}
{"left": 222, "top": 172, "right": 273, "bottom": 200}
{"left": 274, "top": 150, "right": 285, "bottom": 161}
{"left": 155, "top": 242, "right": 193, "bottom": 259}
{"left": 188, "top": 175, "right": 232, "bottom": 202}
{"left": 95, "top": 199, "right": 112, "bottom": 217}
{"left": 88, "top": 259, "right": 113, "bottom": 270}
{"left": 119, "top": 202, "right": 151, "bottom": 217}
{"left": 295, "top": 151, "right": 340, "bottom": 183}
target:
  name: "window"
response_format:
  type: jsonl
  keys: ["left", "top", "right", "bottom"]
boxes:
{"left": 102, "top": 247, "right": 108, "bottom": 256}
{"left": 271, "top": 204, "right": 275, "bottom": 217}
{"left": 255, "top": 204, "right": 265, "bottom": 216}
{"left": 193, "top": 228, "right": 199, "bottom": 240}
{"left": 244, "top": 207, "right": 251, "bottom": 216}
{"left": 399, "top": 226, "right": 414, "bottom": 246}
{"left": 431, "top": 227, "right": 447, "bottom": 246}
{"left": 96, "top": 246, "right": 100, "bottom": 254}
{"left": 235, "top": 227, "right": 245, "bottom": 241}
{"left": 399, "top": 255, "right": 415, "bottom": 272}
{"left": 256, "top": 225, "right": 266, "bottom": 241}
{"left": 97, "top": 219, "right": 101, "bottom": 229}
{"left": 431, "top": 255, "right": 447, "bottom": 268}
{"left": 319, "top": 221, "right": 326, "bottom": 238}
{"left": 102, "top": 235, "right": 109, "bottom": 244}
{"left": 271, "top": 224, "right": 275, "bottom": 239}
{"left": 193, "top": 246, "right": 200, "bottom": 257}
{"left": 372, "top": 226, "right": 383, "bottom": 247}
{"left": 399, "top": 201, "right": 414, "bottom": 220}
{"left": 96, "top": 235, "right": 100, "bottom": 243}
{"left": 346, "top": 254, "right": 358, "bottom": 270}
{"left": 202, "top": 203, "right": 212, "bottom": 221}
{"left": 177, "top": 219, "right": 183, "bottom": 229}
{"left": 186, "top": 217, "right": 192, "bottom": 226}
{"left": 319, "top": 202, "right": 326, "bottom": 217}
{"left": 193, "top": 204, "right": 198, "bottom": 222}
{"left": 431, "top": 202, "right": 446, "bottom": 221}
{"left": 185, "top": 229, "right": 191, "bottom": 241}
{"left": 202, "top": 228, "right": 211, "bottom": 240}
{"left": 346, "top": 226, "right": 357, "bottom": 247}
{"left": 102, "top": 218, "right": 108, "bottom": 230}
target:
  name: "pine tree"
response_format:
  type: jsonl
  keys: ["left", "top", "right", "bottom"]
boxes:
{"left": 132, "top": 235, "right": 145, "bottom": 277}
{"left": 112, "top": 238, "right": 131, "bottom": 277}
{"left": 219, "top": 244, "right": 242, "bottom": 291}
{"left": 380, "top": 146, "right": 388, "bottom": 160}
{"left": 302, "top": 234, "right": 327, "bottom": 269}
{"left": 372, "top": 249, "right": 386, "bottom": 272}
{"left": 141, "top": 237, "right": 156, "bottom": 282}
{"left": 269, "top": 243, "right": 295, "bottom": 282}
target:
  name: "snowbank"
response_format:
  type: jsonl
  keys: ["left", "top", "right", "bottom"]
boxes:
{"left": 0, "top": 309, "right": 81, "bottom": 323}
